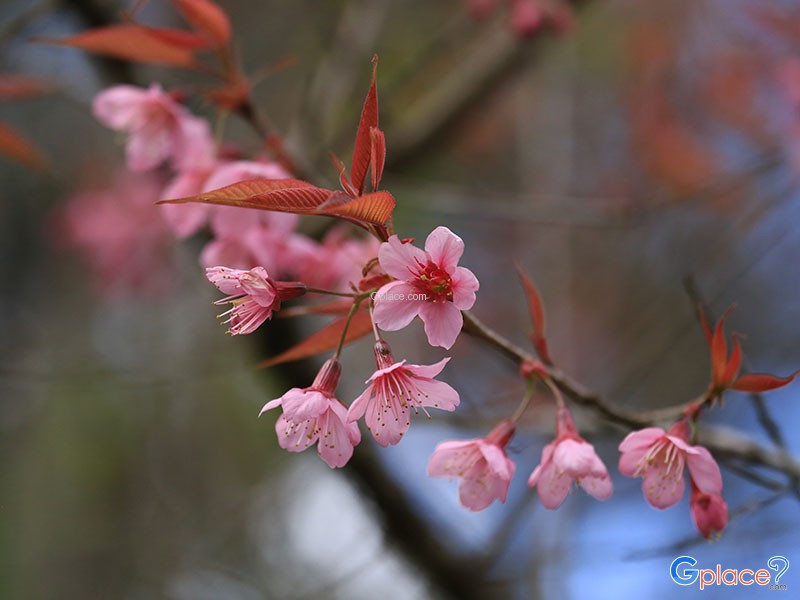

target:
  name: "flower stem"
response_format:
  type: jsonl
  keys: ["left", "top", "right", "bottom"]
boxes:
{"left": 306, "top": 287, "right": 360, "bottom": 298}
{"left": 510, "top": 379, "right": 537, "bottom": 423}
{"left": 334, "top": 299, "right": 363, "bottom": 359}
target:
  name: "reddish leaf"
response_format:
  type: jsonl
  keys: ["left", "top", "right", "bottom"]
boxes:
{"left": 731, "top": 372, "right": 798, "bottom": 393}
{"left": 319, "top": 191, "right": 395, "bottom": 226}
{"left": 140, "top": 26, "right": 213, "bottom": 50}
{"left": 330, "top": 152, "right": 358, "bottom": 197}
{"left": 697, "top": 303, "right": 712, "bottom": 347}
{"left": 173, "top": 0, "right": 231, "bottom": 48}
{"left": 710, "top": 317, "right": 728, "bottom": 386}
{"left": 370, "top": 127, "right": 386, "bottom": 191}
{"left": 350, "top": 56, "right": 379, "bottom": 195}
{"left": 161, "top": 178, "right": 337, "bottom": 214}
{"left": 514, "top": 262, "right": 553, "bottom": 364}
{"left": 721, "top": 335, "right": 742, "bottom": 386}
{"left": 0, "top": 74, "right": 55, "bottom": 100}
{"left": 36, "top": 25, "right": 197, "bottom": 67}
{"left": 0, "top": 120, "right": 46, "bottom": 170}
{"left": 258, "top": 308, "right": 373, "bottom": 368}
{"left": 709, "top": 307, "right": 735, "bottom": 386}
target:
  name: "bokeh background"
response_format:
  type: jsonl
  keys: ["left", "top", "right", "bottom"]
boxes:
{"left": 1, "top": 0, "right": 799, "bottom": 598}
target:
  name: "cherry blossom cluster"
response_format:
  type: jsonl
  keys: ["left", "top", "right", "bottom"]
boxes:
{"left": 59, "top": 83, "right": 377, "bottom": 298}
{"left": 50, "top": 0, "right": 799, "bottom": 545}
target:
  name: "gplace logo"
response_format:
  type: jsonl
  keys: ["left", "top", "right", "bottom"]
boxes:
{"left": 670, "top": 555, "right": 790, "bottom": 590}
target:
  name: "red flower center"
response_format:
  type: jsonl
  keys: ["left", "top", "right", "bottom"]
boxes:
{"left": 413, "top": 261, "right": 453, "bottom": 302}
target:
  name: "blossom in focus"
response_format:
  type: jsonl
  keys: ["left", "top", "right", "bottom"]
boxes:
{"left": 528, "top": 405, "right": 613, "bottom": 508}
{"left": 260, "top": 359, "right": 361, "bottom": 468}
{"left": 427, "top": 419, "right": 516, "bottom": 511}
{"left": 690, "top": 482, "right": 728, "bottom": 539}
{"left": 618, "top": 420, "right": 723, "bottom": 509}
{"left": 56, "top": 169, "right": 173, "bottom": 298}
{"left": 373, "top": 226, "right": 479, "bottom": 349}
{"left": 205, "top": 266, "right": 305, "bottom": 334}
{"left": 348, "top": 339, "right": 460, "bottom": 446}
{"left": 93, "top": 84, "right": 215, "bottom": 172}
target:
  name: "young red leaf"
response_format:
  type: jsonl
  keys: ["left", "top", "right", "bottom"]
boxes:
{"left": 173, "top": 0, "right": 231, "bottom": 48}
{"left": 721, "top": 335, "right": 742, "bottom": 386}
{"left": 0, "top": 74, "right": 55, "bottom": 100}
{"left": 514, "top": 262, "right": 553, "bottom": 365}
{"left": 160, "top": 178, "right": 337, "bottom": 214}
{"left": 730, "top": 372, "right": 798, "bottom": 393}
{"left": 0, "top": 121, "right": 46, "bottom": 170}
{"left": 330, "top": 152, "right": 358, "bottom": 197}
{"left": 140, "top": 26, "right": 213, "bottom": 50}
{"left": 258, "top": 309, "right": 373, "bottom": 368}
{"left": 697, "top": 303, "right": 712, "bottom": 347}
{"left": 350, "top": 56, "right": 379, "bottom": 196}
{"left": 318, "top": 191, "right": 395, "bottom": 226}
{"left": 370, "top": 126, "right": 386, "bottom": 191}
{"left": 36, "top": 25, "right": 197, "bottom": 67}
{"left": 710, "top": 317, "right": 728, "bottom": 387}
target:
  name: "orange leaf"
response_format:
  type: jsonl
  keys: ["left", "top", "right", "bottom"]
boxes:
{"left": 514, "top": 262, "right": 553, "bottom": 365}
{"left": 370, "top": 127, "right": 386, "bottom": 192}
{"left": 258, "top": 308, "right": 373, "bottom": 368}
{"left": 36, "top": 25, "right": 197, "bottom": 67}
{"left": 0, "top": 74, "right": 55, "bottom": 100}
{"left": 161, "top": 178, "right": 337, "bottom": 214}
{"left": 721, "top": 335, "right": 742, "bottom": 386}
{"left": 731, "top": 372, "right": 798, "bottom": 393}
{"left": 173, "top": 0, "right": 231, "bottom": 48}
{"left": 0, "top": 121, "right": 46, "bottom": 170}
{"left": 140, "top": 26, "right": 214, "bottom": 50}
{"left": 319, "top": 191, "right": 395, "bottom": 226}
{"left": 350, "top": 56, "right": 379, "bottom": 196}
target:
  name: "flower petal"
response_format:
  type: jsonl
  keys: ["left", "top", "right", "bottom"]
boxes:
{"left": 316, "top": 404, "right": 359, "bottom": 468}
{"left": 686, "top": 446, "right": 723, "bottom": 495}
{"left": 404, "top": 357, "right": 451, "bottom": 380}
{"left": 274, "top": 414, "right": 318, "bottom": 452}
{"left": 377, "top": 235, "right": 427, "bottom": 280}
{"left": 427, "top": 440, "right": 481, "bottom": 478}
{"left": 424, "top": 226, "right": 464, "bottom": 272}
{"left": 347, "top": 384, "right": 373, "bottom": 422}
{"left": 618, "top": 428, "right": 665, "bottom": 453}
{"left": 419, "top": 301, "right": 463, "bottom": 349}
{"left": 413, "top": 376, "right": 460, "bottom": 411}
{"left": 641, "top": 459, "right": 685, "bottom": 509}
{"left": 478, "top": 441, "right": 515, "bottom": 483}
{"left": 372, "top": 281, "right": 425, "bottom": 331}
{"left": 451, "top": 266, "right": 479, "bottom": 310}
{"left": 579, "top": 474, "right": 613, "bottom": 501}
{"left": 280, "top": 389, "right": 329, "bottom": 421}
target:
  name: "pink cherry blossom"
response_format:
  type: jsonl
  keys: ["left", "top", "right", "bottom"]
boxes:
{"left": 55, "top": 169, "right": 173, "bottom": 299}
{"left": 528, "top": 406, "right": 613, "bottom": 508}
{"left": 690, "top": 482, "right": 728, "bottom": 539}
{"left": 93, "top": 84, "right": 215, "bottom": 172}
{"left": 260, "top": 359, "right": 360, "bottom": 468}
{"left": 618, "top": 420, "right": 723, "bottom": 509}
{"left": 372, "top": 226, "right": 479, "bottom": 349}
{"left": 205, "top": 266, "right": 305, "bottom": 334}
{"left": 427, "top": 419, "right": 516, "bottom": 511}
{"left": 348, "top": 340, "right": 460, "bottom": 446}
{"left": 297, "top": 225, "right": 382, "bottom": 292}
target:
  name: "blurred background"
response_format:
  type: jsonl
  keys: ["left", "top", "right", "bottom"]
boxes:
{"left": 1, "top": 0, "right": 799, "bottom": 598}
